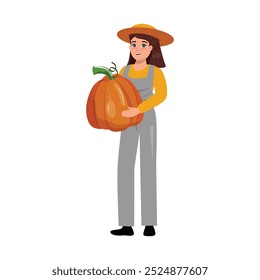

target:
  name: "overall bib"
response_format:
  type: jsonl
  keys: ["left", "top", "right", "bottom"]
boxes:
{"left": 118, "top": 64, "right": 157, "bottom": 226}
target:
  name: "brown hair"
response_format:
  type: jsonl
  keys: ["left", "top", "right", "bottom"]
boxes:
{"left": 127, "top": 33, "right": 166, "bottom": 68}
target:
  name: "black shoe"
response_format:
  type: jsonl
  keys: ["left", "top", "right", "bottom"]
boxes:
{"left": 143, "top": 225, "right": 156, "bottom": 236}
{"left": 110, "top": 226, "right": 134, "bottom": 236}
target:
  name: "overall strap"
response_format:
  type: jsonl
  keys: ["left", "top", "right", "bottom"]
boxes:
{"left": 147, "top": 65, "right": 154, "bottom": 81}
{"left": 122, "top": 65, "right": 131, "bottom": 77}
{"left": 147, "top": 65, "right": 155, "bottom": 86}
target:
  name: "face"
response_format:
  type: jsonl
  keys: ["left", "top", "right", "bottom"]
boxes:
{"left": 129, "top": 37, "right": 153, "bottom": 62}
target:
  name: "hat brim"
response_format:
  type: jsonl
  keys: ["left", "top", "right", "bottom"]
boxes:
{"left": 117, "top": 27, "right": 174, "bottom": 46}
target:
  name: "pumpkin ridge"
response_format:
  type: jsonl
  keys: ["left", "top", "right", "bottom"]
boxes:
{"left": 95, "top": 80, "right": 109, "bottom": 129}
{"left": 105, "top": 79, "right": 130, "bottom": 131}
{"left": 115, "top": 75, "right": 143, "bottom": 126}
{"left": 86, "top": 80, "right": 102, "bottom": 128}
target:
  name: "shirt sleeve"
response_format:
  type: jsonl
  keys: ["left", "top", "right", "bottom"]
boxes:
{"left": 137, "top": 67, "right": 167, "bottom": 113}
{"left": 119, "top": 66, "right": 126, "bottom": 75}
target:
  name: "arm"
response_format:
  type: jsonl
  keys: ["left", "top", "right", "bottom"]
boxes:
{"left": 138, "top": 67, "right": 167, "bottom": 113}
{"left": 122, "top": 67, "right": 168, "bottom": 117}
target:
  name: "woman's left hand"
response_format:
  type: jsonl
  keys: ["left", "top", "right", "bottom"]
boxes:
{"left": 121, "top": 107, "right": 141, "bottom": 118}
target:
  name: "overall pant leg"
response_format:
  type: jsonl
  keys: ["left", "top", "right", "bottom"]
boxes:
{"left": 117, "top": 126, "right": 139, "bottom": 226}
{"left": 138, "top": 109, "right": 157, "bottom": 226}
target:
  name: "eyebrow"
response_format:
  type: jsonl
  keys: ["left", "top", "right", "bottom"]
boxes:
{"left": 130, "top": 40, "right": 149, "bottom": 44}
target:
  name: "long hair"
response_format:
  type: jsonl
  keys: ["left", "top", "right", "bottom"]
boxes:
{"left": 127, "top": 33, "right": 166, "bottom": 68}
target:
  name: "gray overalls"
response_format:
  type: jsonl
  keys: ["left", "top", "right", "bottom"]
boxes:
{"left": 118, "top": 64, "right": 157, "bottom": 226}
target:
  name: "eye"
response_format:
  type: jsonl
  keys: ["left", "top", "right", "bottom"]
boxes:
{"left": 131, "top": 43, "right": 136, "bottom": 48}
{"left": 141, "top": 44, "right": 147, "bottom": 48}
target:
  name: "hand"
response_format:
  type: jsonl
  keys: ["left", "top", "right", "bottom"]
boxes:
{"left": 121, "top": 107, "right": 141, "bottom": 118}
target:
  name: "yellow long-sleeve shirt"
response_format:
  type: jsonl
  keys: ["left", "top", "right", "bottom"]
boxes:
{"left": 119, "top": 64, "right": 167, "bottom": 113}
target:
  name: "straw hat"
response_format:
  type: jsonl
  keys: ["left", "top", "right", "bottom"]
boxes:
{"left": 117, "top": 24, "right": 174, "bottom": 46}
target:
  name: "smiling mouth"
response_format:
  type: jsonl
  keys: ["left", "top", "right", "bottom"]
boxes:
{"left": 136, "top": 53, "right": 141, "bottom": 56}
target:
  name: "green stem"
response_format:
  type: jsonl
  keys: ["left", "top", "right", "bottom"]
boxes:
{"left": 92, "top": 66, "right": 114, "bottom": 80}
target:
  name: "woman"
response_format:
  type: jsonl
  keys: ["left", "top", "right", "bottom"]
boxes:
{"left": 110, "top": 24, "right": 174, "bottom": 236}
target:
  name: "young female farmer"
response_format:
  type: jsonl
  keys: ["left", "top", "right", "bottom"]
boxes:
{"left": 110, "top": 24, "right": 174, "bottom": 236}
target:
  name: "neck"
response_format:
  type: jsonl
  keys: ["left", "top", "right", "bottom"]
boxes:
{"left": 134, "top": 60, "right": 147, "bottom": 71}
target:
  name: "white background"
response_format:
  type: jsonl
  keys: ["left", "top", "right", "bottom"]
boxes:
{"left": 0, "top": 0, "right": 259, "bottom": 279}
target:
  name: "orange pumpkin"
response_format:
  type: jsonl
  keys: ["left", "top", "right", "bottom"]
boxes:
{"left": 87, "top": 64, "right": 143, "bottom": 131}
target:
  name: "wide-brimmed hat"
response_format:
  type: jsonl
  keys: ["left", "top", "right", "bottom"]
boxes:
{"left": 117, "top": 24, "right": 174, "bottom": 46}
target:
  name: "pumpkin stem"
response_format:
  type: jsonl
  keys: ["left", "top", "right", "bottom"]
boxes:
{"left": 92, "top": 62, "right": 118, "bottom": 80}
{"left": 92, "top": 65, "right": 114, "bottom": 80}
